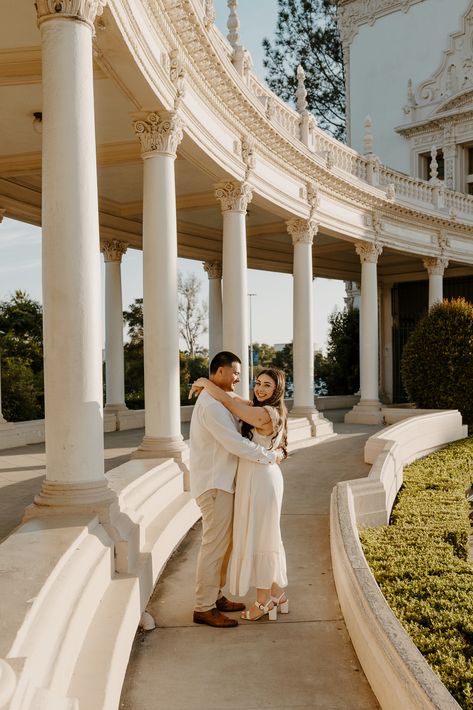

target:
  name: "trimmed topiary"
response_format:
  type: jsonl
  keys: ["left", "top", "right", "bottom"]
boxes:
{"left": 401, "top": 298, "right": 473, "bottom": 425}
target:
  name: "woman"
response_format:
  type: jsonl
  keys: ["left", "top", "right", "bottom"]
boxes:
{"left": 190, "top": 368, "right": 289, "bottom": 621}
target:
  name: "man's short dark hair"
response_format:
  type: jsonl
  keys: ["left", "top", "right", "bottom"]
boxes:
{"left": 209, "top": 351, "right": 241, "bottom": 375}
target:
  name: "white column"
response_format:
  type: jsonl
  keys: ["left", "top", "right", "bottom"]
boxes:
{"left": 132, "top": 111, "right": 187, "bottom": 463}
{"left": 215, "top": 181, "right": 252, "bottom": 398}
{"left": 31, "top": 0, "right": 116, "bottom": 511}
{"left": 345, "top": 241, "right": 383, "bottom": 424}
{"left": 380, "top": 284, "right": 393, "bottom": 404}
{"left": 203, "top": 261, "right": 223, "bottom": 362}
{"left": 102, "top": 240, "right": 128, "bottom": 413}
{"left": 287, "top": 219, "right": 333, "bottom": 438}
{"left": 0, "top": 208, "right": 7, "bottom": 425}
{"left": 423, "top": 257, "right": 448, "bottom": 309}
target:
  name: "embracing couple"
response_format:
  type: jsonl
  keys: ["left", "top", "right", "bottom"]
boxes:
{"left": 189, "top": 350, "right": 289, "bottom": 628}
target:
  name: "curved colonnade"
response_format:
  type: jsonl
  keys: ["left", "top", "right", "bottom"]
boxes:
{"left": 0, "top": 0, "right": 473, "bottom": 708}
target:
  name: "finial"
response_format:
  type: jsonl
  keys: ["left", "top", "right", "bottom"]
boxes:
{"left": 296, "top": 65, "right": 308, "bottom": 115}
{"left": 363, "top": 115, "right": 373, "bottom": 154}
{"left": 227, "top": 0, "right": 240, "bottom": 49}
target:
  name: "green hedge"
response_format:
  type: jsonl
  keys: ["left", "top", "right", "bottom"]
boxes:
{"left": 360, "top": 437, "right": 473, "bottom": 708}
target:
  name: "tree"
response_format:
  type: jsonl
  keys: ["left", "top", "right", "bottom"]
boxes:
{"left": 0, "top": 291, "right": 44, "bottom": 420}
{"left": 178, "top": 273, "right": 208, "bottom": 357}
{"left": 252, "top": 343, "right": 277, "bottom": 369}
{"left": 262, "top": 0, "right": 345, "bottom": 141}
{"left": 323, "top": 308, "right": 359, "bottom": 395}
{"left": 401, "top": 299, "right": 473, "bottom": 425}
{"left": 123, "top": 297, "right": 143, "bottom": 343}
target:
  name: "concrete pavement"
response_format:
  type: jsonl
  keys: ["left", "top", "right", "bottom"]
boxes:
{"left": 0, "top": 420, "right": 381, "bottom": 708}
{"left": 120, "top": 423, "right": 381, "bottom": 710}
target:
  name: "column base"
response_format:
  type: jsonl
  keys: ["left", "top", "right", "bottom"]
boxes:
{"left": 131, "top": 436, "right": 190, "bottom": 490}
{"left": 23, "top": 479, "right": 140, "bottom": 573}
{"left": 344, "top": 399, "right": 384, "bottom": 425}
{"left": 104, "top": 403, "right": 128, "bottom": 413}
{"left": 289, "top": 407, "right": 334, "bottom": 440}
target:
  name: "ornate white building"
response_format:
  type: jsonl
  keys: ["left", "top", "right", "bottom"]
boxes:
{"left": 0, "top": 0, "right": 472, "bottom": 707}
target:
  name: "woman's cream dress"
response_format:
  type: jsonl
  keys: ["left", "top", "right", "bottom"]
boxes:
{"left": 228, "top": 405, "right": 288, "bottom": 595}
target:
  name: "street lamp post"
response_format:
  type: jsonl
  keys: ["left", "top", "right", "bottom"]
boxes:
{"left": 248, "top": 293, "right": 256, "bottom": 389}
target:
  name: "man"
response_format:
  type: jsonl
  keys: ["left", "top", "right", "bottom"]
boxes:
{"left": 190, "top": 351, "right": 282, "bottom": 628}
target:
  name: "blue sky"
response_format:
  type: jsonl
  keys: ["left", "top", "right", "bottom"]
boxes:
{"left": 0, "top": 0, "right": 345, "bottom": 351}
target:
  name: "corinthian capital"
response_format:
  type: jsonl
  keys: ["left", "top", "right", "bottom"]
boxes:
{"left": 203, "top": 261, "right": 222, "bottom": 279}
{"left": 423, "top": 256, "right": 449, "bottom": 276}
{"left": 355, "top": 240, "right": 383, "bottom": 264}
{"left": 215, "top": 181, "right": 253, "bottom": 213}
{"left": 286, "top": 218, "right": 318, "bottom": 246}
{"left": 101, "top": 239, "right": 128, "bottom": 263}
{"left": 132, "top": 111, "right": 184, "bottom": 158}
{"left": 35, "top": 0, "right": 107, "bottom": 28}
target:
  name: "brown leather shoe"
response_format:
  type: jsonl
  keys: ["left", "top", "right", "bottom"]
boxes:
{"left": 193, "top": 608, "right": 238, "bottom": 627}
{"left": 216, "top": 596, "right": 246, "bottom": 613}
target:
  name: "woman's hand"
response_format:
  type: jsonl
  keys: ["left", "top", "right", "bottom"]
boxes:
{"left": 188, "top": 377, "right": 210, "bottom": 399}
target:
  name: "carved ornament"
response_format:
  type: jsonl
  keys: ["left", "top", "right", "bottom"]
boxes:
{"left": 423, "top": 256, "right": 449, "bottom": 275}
{"left": 101, "top": 239, "right": 128, "bottom": 263}
{"left": 355, "top": 240, "right": 383, "bottom": 263}
{"left": 241, "top": 135, "right": 256, "bottom": 178}
{"left": 203, "top": 0, "right": 215, "bottom": 30}
{"left": 215, "top": 181, "right": 253, "bottom": 213}
{"left": 203, "top": 261, "right": 222, "bottom": 279}
{"left": 286, "top": 218, "right": 318, "bottom": 246}
{"left": 169, "top": 49, "right": 186, "bottom": 109}
{"left": 133, "top": 111, "right": 184, "bottom": 158}
{"left": 35, "top": 0, "right": 106, "bottom": 28}
{"left": 337, "top": 0, "right": 427, "bottom": 46}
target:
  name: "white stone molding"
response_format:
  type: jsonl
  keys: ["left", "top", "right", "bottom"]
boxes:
{"left": 101, "top": 239, "right": 128, "bottom": 263}
{"left": 215, "top": 181, "right": 253, "bottom": 213}
{"left": 35, "top": 0, "right": 106, "bottom": 29}
{"left": 423, "top": 256, "right": 449, "bottom": 276}
{"left": 355, "top": 240, "right": 383, "bottom": 263}
{"left": 337, "top": 0, "right": 427, "bottom": 47}
{"left": 132, "top": 111, "right": 184, "bottom": 158}
{"left": 203, "top": 260, "right": 222, "bottom": 279}
{"left": 286, "top": 218, "right": 318, "bottom": 246}
{"left": 203, "top": 0, "right": 215, "bottom": 30}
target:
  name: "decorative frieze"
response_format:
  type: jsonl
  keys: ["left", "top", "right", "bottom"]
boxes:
{"left": 35, "top": 0, "right": 106, "bottom": 28}
{"left": 215, "top": 181, "right": 253, "bottom": 213}
{"left": 203, "top": 0, "right": 215, "bottom": 30}
{"left": 132, "top": 111, "right": 184, "bottom": 158}
{"left": 203, "top": 261, "right": 222, "bottom": 279}
{"left": 337, "top": 0, "right": 427, "bottom": 47}
{"left": 101, "top": 240, "right": 128, "bottom": 263}
{"left": 355, "top": 240, "right": 383, "bottom": 263}
{"left": 423, "top": 256, "right": 449, "bottom": 276}
{"left": 286, "top": 218, "right": 318, "bottom": 246}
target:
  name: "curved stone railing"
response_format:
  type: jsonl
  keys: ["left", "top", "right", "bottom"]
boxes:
{"left": 330, "top": 410, "right": 466, "bottom": 709}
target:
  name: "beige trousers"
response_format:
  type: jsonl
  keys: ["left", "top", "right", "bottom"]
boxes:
{"left": 194, "top": 488, "right": 234, "bottom": 612}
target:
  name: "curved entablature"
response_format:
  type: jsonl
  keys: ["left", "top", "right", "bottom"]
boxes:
{"left": 100, "top": 0, "right": 473, "bottom": 272}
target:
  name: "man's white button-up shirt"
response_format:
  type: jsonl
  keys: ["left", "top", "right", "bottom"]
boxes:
{"left": 189, "top": 390, "right": 278, "bottom": 500}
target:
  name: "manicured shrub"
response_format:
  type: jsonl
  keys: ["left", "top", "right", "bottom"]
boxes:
{"left": 401, "top": 298, "right": 473, "bottom": 425}
{"left": 360, "top": 437, "right": 473, "bottom": 708}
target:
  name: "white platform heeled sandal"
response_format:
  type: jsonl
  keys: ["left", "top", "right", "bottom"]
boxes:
{"left": 241, "top": 599, "right": 277, "bottom": 621}
{"left": 271, "top": 592, "right": 289, "bottom": 614}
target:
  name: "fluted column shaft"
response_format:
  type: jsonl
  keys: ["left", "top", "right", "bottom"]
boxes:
{"left": 423, "top": 257, "right": 448, "bottom": 309}
{"left": 216, "top": 182, "right": 252, "bottom": 398}
{"left": 345, "top": 241, "right": 383, "bottom": 425}
{"left": 287, "top": 218, "right": 317, "bottom": 411}
{"left": 102, "top": 240, "right": 128, "bottom": 412}
{"left": 203, "top": 261, "right": 223, "bottom": 362}
{"left": 132, "top": 112, "right": 186, "bottom": 460}
{"left": 37, "top": 2, "right": 108, "bottom": 489}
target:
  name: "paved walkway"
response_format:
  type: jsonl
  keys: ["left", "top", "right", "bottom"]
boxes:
{"left": 0, "top": 421, "right": 382, "bottom": 708}
{"left": 120, "top": 423, "right": 382, "bottom": 710}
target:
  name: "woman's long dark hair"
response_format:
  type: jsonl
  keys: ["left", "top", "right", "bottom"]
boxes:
{"left": 242, "top": 368, "right": 288, "bottom": 457}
